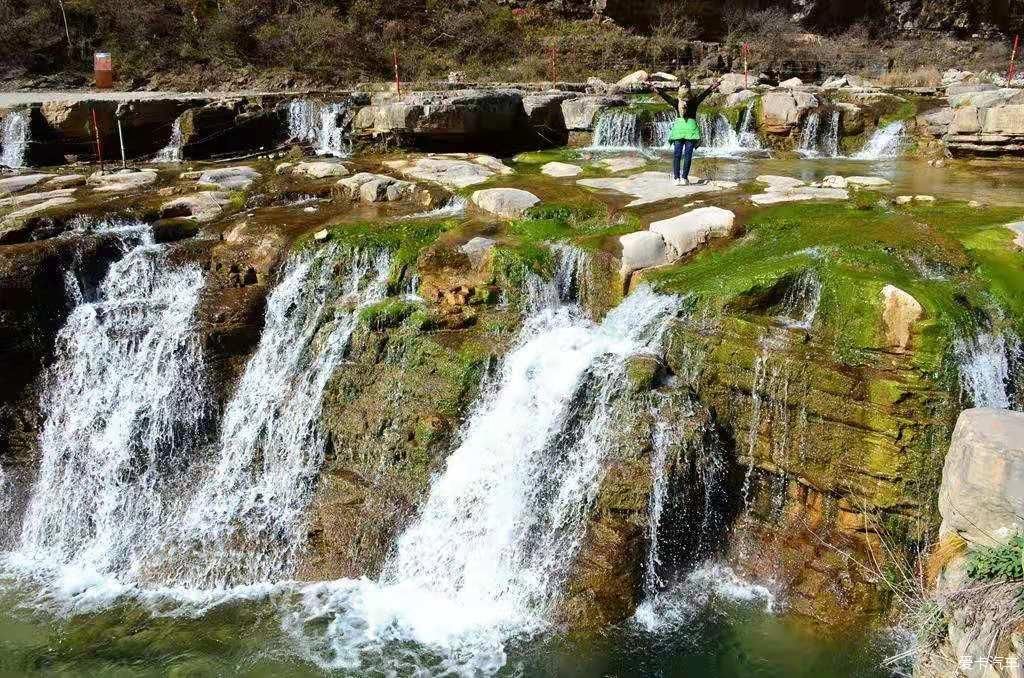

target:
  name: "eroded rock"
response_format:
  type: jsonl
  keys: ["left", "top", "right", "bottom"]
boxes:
{"left": 540, "top": 161, "right": 583, "bottom": 177}
{"left": 619, "top": 230, "right": 668, "bottom": 276}
{"left": 197, "top": 166, "right": 260, "bottom": 191}
{"left": 470, "top": 188, "right": 540, "bottom": 219}
{"left": 649, "top": 206, "right": 736, "bottom": 259}
{"left": 384, "top": 154, "right": 512, "bottom": 189}
{"left": 880, "top": 284, "right": 922, "bottom": 351}
{"left": 578, "top": 171, "right": 727, "bottom": 207}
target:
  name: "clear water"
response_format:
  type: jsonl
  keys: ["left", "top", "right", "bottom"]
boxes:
{"left": 955, "top": 330, "right": 1022, "bottom": 410}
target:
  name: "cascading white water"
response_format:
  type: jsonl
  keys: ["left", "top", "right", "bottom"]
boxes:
{"left": 591, "top": 109, "right": 643, "bottom": 149}
{"left": 644, "top": 403, "right": 674, "bottom": 598}
{"left": 1, "top": 109, "right": 30, "bottom": 168}
{"left": 776, "top": 270, "right": 821, "bottom": 330}
{"left": 955, "top": 331, "right": 1021, "bottom": 410}
{"left": 797, "top": 109, "right": 840, "bottom": 158}
{"left": 288, "top": 99, "right": 351, "bottom": 157}
{"left": 853, "top": 121, "right": 905, "bottom": 160}
{"left": 171, "top": 246, "right": 391, "bottom": 587}
{"left": 155, "top": 116, "right": 184, "bottom": 162}
{"left": 16, "top": 225, "right": 210, "bottom": 578}
{"left": 399, "top": 196, "right": 468, "bottom": 220}
{"left": 737, "top": 100, "right": 762, "bottom": 151}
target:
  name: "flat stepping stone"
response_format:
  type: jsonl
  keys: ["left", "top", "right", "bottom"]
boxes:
{"left": 0, "top": 174, "right": 56, "bottom": 195}
{"left": 337, "top": 172, "right": 417, "bottom": 202}
{"left": 44, "top": 174, "right": 86, "bottom": 189}
{"left": 470, "top": 188, "right": 540, "bottom": 219}
{"left": 89, "top": 170, "right": 158, "bottom": 193}
{"left": 1, "top": 196, "right": 76, "bottom": 222}
{"left": 599, "top": 156, "right": 647, "bottom": 173}
{"left": 0, "top": 188, "right": 77, "bottom": 209}
{"left": 541, "top": 161, "right": 583, "bottom": 178}
{"left": 750, "top": 187, "right": 849, "bottom": 205}
{"left": 289, "top": 161, "right": 349, "bottom": 179}
{"left": 384, "top": 154, "right": 512, "bottom": 189}
{"left": 160, "top": 191, "right": 232, "bottom": 223}
{"left": 197, "top": 166, "right": 261, "bottom": 190}
{"left": 755, "top": 175, "right": 805, "bottom": 190}
{"left": 846, "top": 176, "right": 892, "bottom": 187}
{"left": 578, "top": 172, "right": 727, "bottom": 207}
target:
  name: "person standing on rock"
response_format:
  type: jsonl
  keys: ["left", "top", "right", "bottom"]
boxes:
{"left": 650, "top": 77, "right": 722, "bottom": 186}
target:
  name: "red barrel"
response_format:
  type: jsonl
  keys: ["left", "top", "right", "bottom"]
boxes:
{"left": 94, "top": 52, "right": 113, "bottom": 89}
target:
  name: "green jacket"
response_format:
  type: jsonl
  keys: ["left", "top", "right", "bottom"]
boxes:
{"left": 669, "top": 117, "right": 701, "bottom": 141}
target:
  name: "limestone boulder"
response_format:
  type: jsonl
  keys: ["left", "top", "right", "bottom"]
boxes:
{"left": 981, "top": 105, "right": 1024, "bottom": 135}
{"left": 337, "top": 172, "right": 417, "bottom": 203}
{"left": 1006, "top": 222, "right": 1024, "bottom": 248}
{"left": 197, "top": 166, "right": 261, "bottom": 190}
{"left": 0, "top": 188, "right": 77, "bottom": 209}
{"left": 846, "top": 176, "right": 892, "bottom": 188}
{"left": 619, "top": 231, "right": 669, "bottom": 276}
{"left": 88, "top": 170, "right": 158, "bottom": 193}
{"left": 44, "top": 174, "right": 86, "bottom": 189}
{"left": 0, "top": 174, "right": 56, "bottom": 196}
{"left": 290, "top": 161, "right": 349, "bottom": 179}
{"left": 779, "top": 77, "right": 804, "bottom": 88}
{"left": 750, "top": 187, "right": 848, "bottom": 205}
{"left": 836, "top": 103, "right": 865, "bottom": 136}
{"left": 522, "top": 93, "right": 573, "bottom": 144}
{"left": 949, "top": 88, "right": 1024, "bottom": 109}
{"left": 649, "top": 207, "right": 736, "bottom": 259}
{"left": 920, "top": 107, "right": 953, "bottom": 137}
{"left": 950, "top": 106, "right": 982, "bottom": 135}
{"left": 0, "top": 196, "right": 76, "bottom": 224}
{"left": 758, "top": 91, "right": 817, "bottom": 135}
{"left": 578, "top": 171, "right": 727, "bottom": 208}
{"left": 561, "top": 96, "right": 628, "bottom": 131}
{"left": 540, "top": 161, "right": 583, "bottom": 177}
{"left": 470, "top": 188, "right": 540, "bottom": 219}
{"left": 880, "top": 285, "right": 922, "bottom": 351}
{"left": 820, "top": 175, "right": 848, "bottom": 189}
{"left": 719, "top": 73, "right": 752, "bottom": 95}
{"left": 939, "top": 408, "right": 1024, "bottom": 546}
{"left": 616, "top": 70, "right": 649, "bottom": 88}
{"left": 458, "top": 236, "right": 497, "bottom": 269}
{"left": 160, "top": 191, "right": 232, "bottom": 223}
{"left": 755, "top": 175, "right": 805, "bottom": 190}
{"left": 384, "top": 154, "right": 511, "bottom": 189}
{"left": 726, "top": 90, "right": 758, "bottom": 108}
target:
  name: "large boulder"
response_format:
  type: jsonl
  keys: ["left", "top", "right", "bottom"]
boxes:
{"left": 836, "top": 102, "right": 865, "bottom": 136}
{"left": 939, "top": 408, "right": 1024, "bottom": 545}
{"left": 160, "top": 191, "right": 231, "bottom": 223}
{"left": 522, "top": 92, "right": 573, "bottom": 145}
{"left": 758, "top": 91, "right": 817, "bottom": 135}
{"left": 616, "top": 70, "right": 649, "bottom": 88}
{"left": 755, "top": 174, "right": 806, "bottom": 190}
{"left": 289, "top": 161, "right": 349, "bottom": 179}
{"left": 197, "top": 166, "right": 261, "bottom": 191}
{"left": 0, "top": 174, "right": 56, "bottom": 195}
{"left": 176, "top": 99, "right": 285, "bottom": 159}
{"left": 352, "top": 89, "right": 542, "bottom": 151}
{"left": 648, "top": 207, "right": 736, "bottom": 259}
{"left": 561, "top": 95, "right": 628, "bottom": 131}
{"left": 336, "top": 172, "right": 418, "bottom": 203}
{"left": 749, "top": 186, "right": 848, "bottom": 205}
{"left": 470, "top": 188, "right": 540, "bottom": 219}
{"left": 540, "top": 161, "right": 583, "bottom": 177}
{"left": 718, "top": 73, "right": 752, "bottom": 95}
{"left": 619, "top": 230, "right": 669, "bottom": 277}
{"left": 880, "top": 285, "right": 922, "bottom": 351}
{"left": 87, "top": 170, "right": 158, "bottom": 193}
{"left": 726, "top": 90, "right": 758, "bottom": 108}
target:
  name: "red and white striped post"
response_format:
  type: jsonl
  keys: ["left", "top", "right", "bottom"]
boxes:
{"left": 1009, "top": 35, "right": 1020, "bottom": 85}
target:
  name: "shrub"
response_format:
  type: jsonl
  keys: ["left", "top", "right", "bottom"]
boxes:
{"left": 966, "top": 533, "right": 1024, "bottom": 581}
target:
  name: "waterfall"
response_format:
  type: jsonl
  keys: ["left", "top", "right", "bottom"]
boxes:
{"left": 797, "top": 109, "right": 840, "bottom": 158}
{"left": 737, "top": 100, "right": 762, "bottom": 150}
{"left": 155, "top": 116, "right": 184, "bottom": 162}
{"left": 775, "top": 270, "right": 821, "bottom": 330}
{"left": 955, "top": 331, "right": 1022, "bottom": 410}
{"left": 1, "top": 108, "right": 30, "bottom": 168}
{"left": 16, "top": 226, "right": 211, "bottom": 578}
{"left": 591, "top": 109, "right": 643, "bottom": 149}
{"left": 288, "top": 99, "right": 351, "bottom": 158}
{"left": 170, "top": 246, "right": 391, "bottom": 587}
{"left": 853, "top": 121, "right": 905, "bottom": 160}
{"left": 399, "top": 196, "right": 468, "bottom": 220}
{"left": 377, "top": 284, "right": 679, "bottom": 638}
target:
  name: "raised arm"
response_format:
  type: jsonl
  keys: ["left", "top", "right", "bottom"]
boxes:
{"left": 651, "top": 85, "right": 679, "bottom": 109}
{"left": 693, "top": 79, "right": 722, "bottom": 107}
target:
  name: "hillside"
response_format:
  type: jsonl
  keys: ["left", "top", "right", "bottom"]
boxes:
{"left": 0, "top": 0, "right": 1020, "bottom": 91}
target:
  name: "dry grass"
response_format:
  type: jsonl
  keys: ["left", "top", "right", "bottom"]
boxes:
{"left": 923, "top": 532, "right": 967, "bottom": 586}
{"left": 876, "top": 65, "right": 943, "bottom": 88}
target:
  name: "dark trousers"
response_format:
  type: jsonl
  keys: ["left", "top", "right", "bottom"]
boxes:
{"left": 673, "top": 140, "right": 695, "bottom": 180}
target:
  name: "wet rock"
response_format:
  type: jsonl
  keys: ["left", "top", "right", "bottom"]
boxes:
{"left": 197, "top": 166, "right": 260, "bottom": 191}
{"left": 619, "top": 230, "right": 669, "bottom": 276}
{"left": 176, "top": 99, "right": 285, "bottom": 159}
{"left": 726, "top": 90, "right": 757, "bottom": 108}
{"left": 758, "top": 91, "right": 817, "bottom": 135}
{"left": 43, "top": 174, "right": 86, "bottom": 189}
{"left": 0, "top": 174, "right": 56, "bottom": 195}
{"left": 649, "top": 206, "right": 736, "bottom": 259}
{"left": 599, "top": 156, "right": 646, "bottom": 173}
{"left": 755, "top": 175, "right": 806, "bottom": 190}
{"left": 384, "top": 154, "right": 512, "bottom": 189}
{"left": 470, "top": 188, "right": 540, "bottom": 219}
{"left": 880, "top": 284, "right": 922, "bottom": 351}
{"left": 719, "top": 73, "right": 753, "bottom": 95}
{"left": 939, "top": 408, "right": 1024, "bottom": 545}
{"left": 914, "top": 194, "right": 936, "bottom": 203}
{"left": 1, "top": 196, "right": 77, "bottom": 223}
{"left": 0, "top": 188, "right": 77, "bottom": 209}
{"left": 458, "top": 236, "right": 497, "bottom": 270}
{"left": 779, "top": 77, "right": 804, "bottom": 88}
{"left": 578, "top": 171, "right": 726, "bottom": 208}
{"left": 836, "top": 102, "right": 865, "bottom": 135}
{"left": 820, "top": 175, "right": 848, "bottom": 189}
{"left": 88, "top": 170, "right": 158, "bottom": 193}
{"left": 540, "top": 161, "right": 583, "bottom": 177}
{"left": 290, "top": 161, "right": 349, "bottom": 179}
{"left": 313, "top": 229, "right": 330, "bottom": 241}
{"left": 749, "top": 187, "right": 848, "bottom": 205}
{"left": 274, "top": 162, "right": 295, "bottom": 175}
{"left": 160, "top": 191, "right": 232, "bottom": 223}
{"left": 616, "top": 70, "right": 649, "bottom": 88}
{"left": 1006, "top": 222, "right": 1024, "bottom": 248}
{"left": 846, "top": 176, "right": 892, "bottom": 187}
{"left": 561, "top": 95, "right": 628, "bottom": 131}
{"left": 336, "top": 172, "right": 417, "bottom": 202}
{"left": 894, "top": 195, "right": 914, "bottom": 205}
{"left": 151, "top": 218, "right": 201, "bottom": 243}
{"left": 521, "top": 92, "right": 573, "bottom": 145}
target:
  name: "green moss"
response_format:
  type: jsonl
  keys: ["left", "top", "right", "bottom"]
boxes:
{"left": 647, "top": 200, "right": 1024, "bottom": 368}
{"left": 359, "top": 298, "right": 423, "bottom": 330}
{"left": 879, "top": 98, "right": 919, "bottom": 126}
{"left": 227, "top": 191, "right": 246, "bottom": 211}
